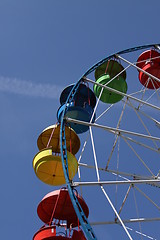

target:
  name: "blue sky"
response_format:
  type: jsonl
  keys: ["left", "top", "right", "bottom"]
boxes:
{"left": 0, "top": 1, "right": 160, "bottom": 239}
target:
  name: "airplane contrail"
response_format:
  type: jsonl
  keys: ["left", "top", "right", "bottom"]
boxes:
{"left": 0, "top": 76, "right": 64, "bottom": 99}
{"left": 0, "top": 76, "right": 159, "bottom": 110}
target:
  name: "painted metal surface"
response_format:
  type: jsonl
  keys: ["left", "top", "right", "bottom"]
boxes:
{"left": 37, "top": 188, "right": 89, "bottom": 227}
{"left": 33, "top": 148, "right": 78, "bottom": 185}
{"left": 95, "top": 59, "right": 126, "bottom": 80}
{"left": 37, "top": 124, "right": 80, "bottom": 155}
{"left": 94, "top": 74, "right": 127, "bottom": 103}
{"left": 33, "top": 226, "right": 86, "bottom": 240}
{"left": 57, "top": 104, "right": 95, "bottom": 134}
{"left": 60, "top": 83, "right": 96, "bottom": 109}
{"left": 136, "top": 49, "right": 160, "bottom": 89}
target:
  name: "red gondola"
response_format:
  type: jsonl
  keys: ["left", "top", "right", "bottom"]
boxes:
{"left": 136, "top": 49, "right": 160, "bottom": 89}
{"left": 33, "top": 225, "right": 86, "bottom": 240}
{"left": 37, "top": 188, "right": 89, "bottom": 228}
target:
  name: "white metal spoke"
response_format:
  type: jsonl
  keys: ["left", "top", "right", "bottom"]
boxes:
{"left": 79, "top": 162, "right": 160, "bottom": 187}
{"left": 121, "top": 136, "right": 155, "bottom": 176}
{"left": 150, "top": 78, "right": 160, "bottom": 99}
{"left": 100, "top": 185, "right": 133, "bottom": 240}
{"left": 124, "top": 100, "right": 160, "bottom": 128}
{"left": 129, "top": 88, "right": 147, "bottom": 97}
{"left": 134, "top": 185, "right": 160, "bottom": 211}
{"left": 77, "top": 80, "right": 105, "bottom": 165}
{"left": 132, "top": 187, "right": 143, "bottom": 240}
{"left": 120, "top": 134, "right": 160, "bottom": 153}
{"left": 117, "top": 54, "right": 160, "bottom": 84}
{"left": 109, "top": 169, "right": 160, "bottom": 188}
{"left": 66, "top": 118, "right": 160, "bottom": 141}
{"left": 78, "top": 132, "right": 90, "bottom": 163}
{"left": 95, "top": 104, "right": 114, "bottom": 121}
{"left": 78, "top": 105, "right": 115, "bottom": 165}
{"left": 138, "top": 88, "right": 160, "bottom": 110}
{"left": 156, "top": 88, "right": 160, "bottom": 100}
{"left": 137, "top": 82, "right": 148, "bottom": 110}
{"left": 115, "top": 136, "right": 120, "bottom": 213}
{"left": 106, "top": 134, "right": 119, "bottom": 169}
{"left": 79, "top": 162, "right": 133, "bottom": 181}
{"left": 134, "top": 54, "right": 160, "bottom": 65}
{"left": 126, "top": 226, "right": 157, "bottom": 240}
{"left": 121, "top": 173, "right": 160, "bottom": 188}
{"left": 90, "top": 126, "right": 100, "bottom": 181}
{"left": 91, "top": 218, "right": 160, "bottom": 239}
{"left": 90, "top": 217, "right": 160, "bottom": 225}
{"left": 106, "top": 99, "right": 127, "bottom": 169}
{"left": 128, "top": 99, "right": 159, "bottom": 149}
{"left": 84, "top": 77, "right": 160, "bottom": 111}
{"left": 72, "top": 179, "right": 160, "bottom": 187}
{"left": 90, "top": 86, "right": 103, "bottom": 123}
{"left": 77, "top": 165, "right": 83, "bottom": 196}
{"left": 117, "top": 185, "right": 132, "bottom": 218}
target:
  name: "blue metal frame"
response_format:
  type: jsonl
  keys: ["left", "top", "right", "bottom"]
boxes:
{"left": 60, "top": 43, "right": 160, "bottom": 239}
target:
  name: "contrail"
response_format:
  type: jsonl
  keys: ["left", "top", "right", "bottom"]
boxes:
{"left": 0, "top": 76, "right": 159, "bottom": 109}
{"left": 0, "top": 76, "right": 64, "bottom": 99}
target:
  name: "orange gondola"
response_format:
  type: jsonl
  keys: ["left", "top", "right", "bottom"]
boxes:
{"left": 37, "top": 124, "right": 80, "bottom": 155}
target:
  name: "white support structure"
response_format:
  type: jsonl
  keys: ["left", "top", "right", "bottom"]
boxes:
{"left": 116, "top": 54, "right": 160, "bottom": 83}
{"left": 100, "top": 185, "right": 133, "bottom": 240}
{"left": 66, "top": 117, "right": 160, "bottom": 141}
{"left": 90, "top": 217, "right": 160, "bottom": 225}
{"left": 72, "top": 179, "right": 160, "bottom": 187}
{"left": 83, "top": 77, "right": 160, "bottom": 111}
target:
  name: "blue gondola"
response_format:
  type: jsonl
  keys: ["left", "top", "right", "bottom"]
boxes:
{"left": 57, "top": 83, "right": 96, "bottom": 134}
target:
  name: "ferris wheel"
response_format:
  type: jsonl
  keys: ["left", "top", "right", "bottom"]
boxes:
{"left": 33, "top": 44, "right": 160, "bottom": 240}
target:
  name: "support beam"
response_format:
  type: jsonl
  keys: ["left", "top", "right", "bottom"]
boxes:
{"left": 66, "top": 117, "right": 160, "bottom": 141}
{"left": 90, "top": 217, "right": 160, "bottom": 226}
{"left": 71, "top": 179, "right": 160, "bottom": 187}
{"left": 117, "top": 54, "right": 160, "bottom": 83}
{"left": 83, "top": 77, "right": 160, "bottom": 111}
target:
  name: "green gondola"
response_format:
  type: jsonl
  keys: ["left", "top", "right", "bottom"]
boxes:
{"left": 94, "top": 60, "right": 127, "bottom": 103}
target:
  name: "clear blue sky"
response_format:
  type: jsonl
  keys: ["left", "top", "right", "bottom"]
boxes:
{"left": 0, "top": 1, "right": 159, "bottom": 239}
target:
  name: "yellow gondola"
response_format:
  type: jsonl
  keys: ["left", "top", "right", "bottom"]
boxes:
{"left": 33, "top": 148, "right": 78, "bottom": 186}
